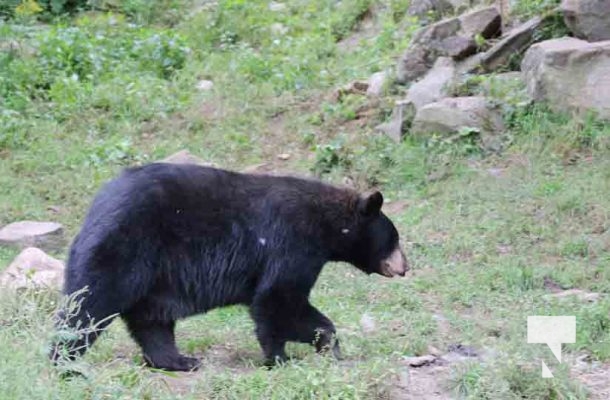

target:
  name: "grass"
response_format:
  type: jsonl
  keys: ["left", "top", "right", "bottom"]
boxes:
{"left": 1, "top": 0, "right": 610, "bottom": 399}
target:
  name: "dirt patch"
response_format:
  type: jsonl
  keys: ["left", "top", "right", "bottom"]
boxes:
{"left": 575, "top": 365, "right": 610, "bottom": 400}
{"left": 389, "top": 364, "right": 452, "bottom": 399}
{"left": 153, "top": 344, "right": 259, "bottom": 394}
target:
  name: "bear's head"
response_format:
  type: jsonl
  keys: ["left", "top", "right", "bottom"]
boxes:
{"left": 345, "top": 191, "right": 409, "bottom": 278}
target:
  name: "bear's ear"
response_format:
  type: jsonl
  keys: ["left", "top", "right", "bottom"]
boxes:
{"left": 358, "top": 191, "right": 384, "bottom": 216}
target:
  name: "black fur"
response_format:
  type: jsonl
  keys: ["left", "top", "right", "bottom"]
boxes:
{"left": 50, "top": 163, "right": 402, "bottom": 370}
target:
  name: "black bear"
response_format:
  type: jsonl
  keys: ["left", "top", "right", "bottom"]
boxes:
{"left": 50, "top": 162, "right": 408, "bottom": 371}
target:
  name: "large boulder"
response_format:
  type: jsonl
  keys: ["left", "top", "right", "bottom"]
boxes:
{"left": 562, "top": 0, "right": 610, "bottom": 42}
{"left": 521, "top": 37, "right": 610, "bottom": 119}
{"left": 367, "top": 71, "right": 389, "bottom": 97}
{"left": 0, "top": 221, "right": 65, "bottom": 252}
{"left": 0, "top": 247, "right": 65, "bottom": 291}
{"left": 480, "top": 17, "right": 542, "bottom": 72}
{"left": 406, "top": 57, "right": 457, "bottom": 110}
{"left": 411, "top": 96, "right": 505, "bottom": 137}
{"left": 375, "top": 99, "right": 412, "bottom": 142}
{"left": 379, "top": 58, "right": 457, "bottom": 141}
{"left": 397, "top": 7, "right": 501, "bottom": 83}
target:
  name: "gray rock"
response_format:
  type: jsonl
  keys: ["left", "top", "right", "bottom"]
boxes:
{"left": 396, "top": 45, "right": 436, "bottom": 84}
{"left": 0, "top": 247, "right": 65, "bottom": 291}
{"left": 459, "top": 6, "right": 501, "bottom": 39}
{"left": 408, "top": 0, "right": 479, "bottom": 19}
{"left": 521, "top": 37, "right": 610, "bottom": 119}
{"left": 381, "top": 58, "right": 457, "bottom": 142}
{"left": 413, "top": 17, "right": 462, "bottom": 45}
{"left": 367, "top": 71, "right": 389, "bottom": 97}
{"left": 268, "top": 1, "right": 287, "bottom": 12}
{"left": 406, "top": 57, "right": 457, "bottom": 110}
{"left": 407, "top": 0, "right": 452, "bottom": 18}
{"left": 160, "top": 150, "right": 216, "bottom": 166}
{"left": 0, "top": 221, "right": 65, "bottom": 252}
{"left": 562, "top": 0, "right": 610, "bottom": 41}
{"left": 196, "top": 80, "right": 214, "bottom": 91}
{"left": 480, "top": 17, "right": 542, "bottom": 72}
{"left": 412, "top": 96, "right": 505, "bottom": 136}
{"left": 440, "top": 35, "right": 477, "bottom": 60}
{"left": 375, "top": 99, "right": 413, "bottom": 142}
{"left": 397, "top": 7, "right": 501, "bottom": 83}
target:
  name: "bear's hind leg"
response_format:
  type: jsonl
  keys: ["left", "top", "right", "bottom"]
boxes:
{"left": 250, "top": 293, "right": 289, "bottom": 366}
{"left": 123, "top": 317, "right": 201, "bottom": 371}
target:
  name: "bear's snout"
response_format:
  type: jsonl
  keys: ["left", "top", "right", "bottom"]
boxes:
{"left": 380, "top": 247, "right": 409, "bottom": 278}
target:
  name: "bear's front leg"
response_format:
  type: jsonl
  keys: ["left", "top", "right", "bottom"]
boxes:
{"left": 298, "top": 303, "right": 343, "bottom": 360}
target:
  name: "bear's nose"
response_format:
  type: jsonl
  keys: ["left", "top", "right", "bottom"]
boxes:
{"left": 381, "top": 247, "right": 409, "bottom": 278}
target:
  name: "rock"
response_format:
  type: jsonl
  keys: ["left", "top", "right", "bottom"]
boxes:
{"left": 196, "top": 79, "right": 214, "bottom": 91}
{"left": 270, "top": 23, "right": 288, "bottom": 36}
{"left": 360, "top": 313, "right": 377, "bottom": 334}
{"left": 397, "top": 7, "right": 501, "bottom": 83}
{"left": 396, "top": 45, "right": 434, "bottom": 84}
{"left": 0, "top": 247, "right": 65, "bottom": 291}
{"left": 439, "top": 35, "right": 477, "bottom": 60}
{"left": 160, "top": 150, "right": 215, "bottom": 166}
{"left": 268, "top": 1, "right": 287, "bottom": 12}
{"left": 562, "top": 0, "right": 610, "bottom": 42}
{"left": 277, "top": 153, "right": 291, "bottom": 161}
{"left": 334, "top": 80, "right": 369, "bottom": 101}
{"left": 0, "top": 221, "right": 65, "bottom": 252}
{"left": 411, "top": 96, "right": 505, "bottom": 137}
{"left": 456, "top": 52, "right": 484, "bottom": 74}
{"left": 406, "top": 57, "right": 457, "bottom": 111}
{"left": 382, "top": 58, "right": 457, "bottom": 141}
{"left": 367, "top": 71, "right": 389, "bottom": 97}
{"left": 408, "top": 0, "right": 476, "bottom": 19}
{"left": 458, "top": 6, "right": 501, "bottom": 39}
{"left": 375, "top": 99, "right": 412, "bottom": 142}
{"left": 403, "top": 354, "right": 437, "bottom": 367}
{"left": 413, "top": 17, "right": 462, "bottom": 45}
{"left": 521, "top": 37, "right": 610, "bottom": 119}
{"left": 407, "top": 0, "right": 451, "bottom": 18}
{"left": 480, "top": 17, "right": 542, "bottom": 72}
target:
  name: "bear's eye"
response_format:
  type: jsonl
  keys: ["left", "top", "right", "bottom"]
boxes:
{"left": 341, "top": 228, "right": 350, "bottom": 234}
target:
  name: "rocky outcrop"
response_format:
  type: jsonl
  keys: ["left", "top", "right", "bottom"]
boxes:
{"left": 378, "top": 58, "right": 457, "bottom": 141}
{"left": 562, "top": 0, "right": 610, "bottom": 42}
{"left": 411, "top": 96, "right": 505, "bottom": 137}
{"left": 521, "top": 37, "right": 610, "bottom": 119}
{"left": 0, "top": 221, "right": 65, "bottom": 252}
{"left": 405, "top": 57, "right": 457, "bottom": 110}
{"left": 397, "top": 6, "right": 501, "bottom": 83}
{"left": 0, "top": 247, "right": 65, "bottom": 291}
{"left": 480, "top": 17, "right": 542, "bottom": 72}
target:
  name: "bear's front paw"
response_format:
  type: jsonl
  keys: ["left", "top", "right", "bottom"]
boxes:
{"left": 147, "top": 354, "right": 201, "bottom": 372}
